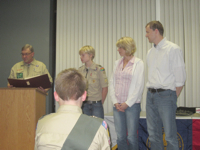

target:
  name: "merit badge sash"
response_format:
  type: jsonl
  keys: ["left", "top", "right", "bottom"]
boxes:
{"left": 61, "top": 114, "right": 103, "bottom": 150}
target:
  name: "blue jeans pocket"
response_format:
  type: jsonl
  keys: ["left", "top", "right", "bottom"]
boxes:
{"left": 157, "top": 90, "right": 172, "bottom": 98}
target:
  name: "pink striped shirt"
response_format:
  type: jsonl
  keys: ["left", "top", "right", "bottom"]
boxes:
{"left": 114, "top": 56, "right": 135, "bottom": 103}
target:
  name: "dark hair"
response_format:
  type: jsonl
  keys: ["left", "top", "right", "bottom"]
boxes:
{"left": 55, "top": 68, "right": 86, "bottom": 100}
{"left": 146, "top": 21, "right": 164, "bottom": 36}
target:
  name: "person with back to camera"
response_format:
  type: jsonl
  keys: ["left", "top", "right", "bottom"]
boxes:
{"left": 34, "top": 68, "right": 110, "bottom": 150}
{"left": 145, "top": 21, "right": 186, "bottom": 150}
{"left": 109, "top": 37, "right": 144, "bottom": 150}
{"left": 8, "top": 44, "right": 53, "bottom": 93}
{"left": 78, "top": 45, "right": 108, "bottom": 119}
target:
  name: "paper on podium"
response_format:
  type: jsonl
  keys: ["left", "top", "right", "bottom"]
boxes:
{"left": 7, "top": 74, "right": 52, "bottom": 89}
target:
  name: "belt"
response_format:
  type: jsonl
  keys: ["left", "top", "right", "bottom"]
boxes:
{"left": 84, "top": 100, "right": 101, "bottom": 104}
{"left": 148, "top": 88, "right": 167, "bottom": 93}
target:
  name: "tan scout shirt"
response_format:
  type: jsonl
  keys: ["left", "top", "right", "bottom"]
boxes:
{"left": 78, "top": 62, "right": 108, "bottom": 101}
{"left": 34, "top": 105, "right": 110, "bottom": 150}
{"left": 8, "top": 58, "right": 53, "bottom": 83}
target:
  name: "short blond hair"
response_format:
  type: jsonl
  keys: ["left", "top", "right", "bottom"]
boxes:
{"left": 116, "top": 37, "right": 136, "bottom": 56}
{"left": 79, "top": 45, "right": 95, "bottom": 60}
{"left": 22, "top": 44, "right": 34, "bottom": 52}
{"left": 55, "top": 68, "right": 86, "bottom": 100}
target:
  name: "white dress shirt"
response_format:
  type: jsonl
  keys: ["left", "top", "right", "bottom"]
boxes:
{"left": 146, "top": 37, "right": 186, "bottom": 91}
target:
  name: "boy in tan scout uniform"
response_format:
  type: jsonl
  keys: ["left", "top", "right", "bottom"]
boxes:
{"left": 78, "top": 45, "right": 108, "bottom": 119}
{"left": 34, "top": 68, "right": 110, "bottom": 150}
{"left": 8, "top": 44, "right": 52, "bottom": 93}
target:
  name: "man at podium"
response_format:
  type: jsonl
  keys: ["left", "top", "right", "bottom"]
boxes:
{"left": 34, "top": 69, "right": 110, "bottom": 150}
{"left": 7, "top": 44, "right": 53, "bottom": 92}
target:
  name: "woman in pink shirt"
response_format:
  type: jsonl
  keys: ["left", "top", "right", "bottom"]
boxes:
{"left": 109, "top": 37, "right": 144, "bottom": 150}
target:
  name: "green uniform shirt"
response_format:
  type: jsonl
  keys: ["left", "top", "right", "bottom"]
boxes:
{"left": 78, "top": 62, "right": 108, "bottom": 101}
{"left": 8, "top": 58, "right": 53, "bottom": 83}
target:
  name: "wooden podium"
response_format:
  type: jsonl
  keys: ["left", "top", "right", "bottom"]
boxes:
{"left": 0, "top": 88, "right": 46, "bottom": 150}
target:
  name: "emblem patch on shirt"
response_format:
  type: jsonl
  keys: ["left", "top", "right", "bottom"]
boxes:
{"left": 17, "top": 69, "right": 23, "bottom": 72}
{"left": 102, "top": 120, "right": 108, "bottom": 129}
{"left": 100, "top": 67, "right": 105, "bottom": 71}
{"left": 17, "top": 73, "right": 23, "bottom": 79}
{"left": 36, "top": 65, "right": 39, "bottom": 67}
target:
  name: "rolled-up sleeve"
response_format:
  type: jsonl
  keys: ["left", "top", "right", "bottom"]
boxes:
{"left": 171, "top": 48, "right": 186, "bottom": 87}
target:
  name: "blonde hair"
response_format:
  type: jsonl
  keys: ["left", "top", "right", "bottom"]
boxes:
{"left": 55, "top": 68, "right": 86, "bottom": 100}
{"left": 79, "top": 45, "right": 95, "bottom": 60}
{"left": 116, "top": 37, "right": 136, "bottom": 56}
{"left": 22, "top": 44, "right": 34, "bottom": 52}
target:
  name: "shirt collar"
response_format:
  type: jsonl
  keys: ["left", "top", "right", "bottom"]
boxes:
{"left": 90, "top": 62, "right": 96, "bottom": 69}
{"left": 83, "top": 62, "right": 96, "bottom": 70}
{"left": 154, "top": 37, "right": 167, "bottom": 49}
{"left": 129, "top": 56, "right": 135, "bottom": 64}
{"left": 57, "top": 105, "right": 82, "bottom": 113}
{"left": 22, "top": 58, "right": 36, "bottom": 66}
{"left": 120, "top": 56, "right": 135, "bottom": 64}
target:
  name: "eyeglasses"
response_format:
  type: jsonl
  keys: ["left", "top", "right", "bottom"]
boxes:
{"left": 21, "top": 52, "right": 32, "bottom": 56}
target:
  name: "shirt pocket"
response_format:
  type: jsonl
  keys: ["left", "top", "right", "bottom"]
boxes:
{"left": 33, "top": 67, "right": 42, "bottom": 76}
{"left": 88, "top": 72, "right": 99, "bottom": 87}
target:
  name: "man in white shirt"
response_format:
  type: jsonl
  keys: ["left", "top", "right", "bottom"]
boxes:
{"left": 145, "top": 21, "right": 186, "bottom": 150}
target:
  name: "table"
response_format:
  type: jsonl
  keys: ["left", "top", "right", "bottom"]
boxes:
{"left": 105, "top": 111, "right": 200, "bottom": 150}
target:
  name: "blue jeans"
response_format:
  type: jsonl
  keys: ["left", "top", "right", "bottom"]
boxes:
{"left": 113, "top": 103, "right": 141, "bottom": 150}
{"left": 146, "top": 90, "right": 178, "bottom": 150}
{"left": 82, "top": 101, "right": 104, "bottom": 119}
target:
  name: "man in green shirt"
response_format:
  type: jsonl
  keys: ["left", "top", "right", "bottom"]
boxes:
{"left": 8, "top": 44, "right": 52, "bottom": 93}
